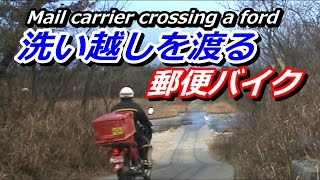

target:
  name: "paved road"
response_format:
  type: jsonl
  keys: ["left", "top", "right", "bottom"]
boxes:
{"left": 150, "top": 111, "right": 234, "bottom": 180}
{"left": 101, "top": 110, "right": 234, "bottom": 180}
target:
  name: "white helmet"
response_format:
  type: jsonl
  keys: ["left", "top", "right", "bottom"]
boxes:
{"left": 119, "top": 87, "right": 134, "bottom": 98}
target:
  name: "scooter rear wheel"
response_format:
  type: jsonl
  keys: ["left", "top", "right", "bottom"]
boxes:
{"left": 117, "top": 169, "right": 135, "bottom": 180}
{"left": 143, "top": 145, "right": 153, "bottom": 180}
{"left": 143, "top": 169, "right": 151, "bottom": 180}
{"left": 117, "top": 154, "right": 136, "bottom": 180}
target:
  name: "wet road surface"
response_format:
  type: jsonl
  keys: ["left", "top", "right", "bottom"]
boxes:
{"left": 150, "top": 111, "right": 234, "bottom": 180}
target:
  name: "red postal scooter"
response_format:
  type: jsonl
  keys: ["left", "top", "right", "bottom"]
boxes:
{"left": 93, "top": 112, "right": 152, "bottom": 180}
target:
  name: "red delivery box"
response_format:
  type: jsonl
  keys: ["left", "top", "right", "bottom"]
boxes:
{"left": 93, "top": 112, "right": 136, "bottom": 145}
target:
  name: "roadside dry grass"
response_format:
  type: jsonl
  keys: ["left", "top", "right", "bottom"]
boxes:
{"left": 202, "top": 100, "right": 238, "bottom": 114}
{"left": 0, "top": 93, "right": 236, "bottom": 179}
{"left": 58, "top": 98, "right": 190, "bottom": 119}
{"left": 0, "top": 99, "right": 110, "bottom": 180}
{"left": 58, "top": 95, "right": 238, "bottom": 120}
{"left": 209, "top": 87, "right": 320, "bottom": 179}
{"left": 131, "top": 98, "right": 190, "bottom": 119}
{"left": 209, "top": 133, "right": 234, "bottom": 162}
{"left": 145, "top": 98, "right": 238, "bottom": 117}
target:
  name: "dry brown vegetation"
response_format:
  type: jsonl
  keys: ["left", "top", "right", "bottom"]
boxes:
{"left": 209, "top": 1, "right": 320, "bottom": 179}
{"left": 1, "top": 0, "right": 319, "bottom": 179}
{"left": 202, "top": 100, "right": 238, "bottom": 114}
{"left": 0, "top": 94, "right": 110, "bottom": 180}
{"left": 1, "top": 92, "right": 189, "bottom": 180}
{"left": 58, "top": 98, "right": 189, "bottom": 120}
{"left": 0, "top": 1, "right": 157, "bottom": 179}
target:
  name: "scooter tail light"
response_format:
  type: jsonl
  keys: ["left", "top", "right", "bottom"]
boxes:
{"left": 112, "top": 148, "right": 121, "bottom": 156}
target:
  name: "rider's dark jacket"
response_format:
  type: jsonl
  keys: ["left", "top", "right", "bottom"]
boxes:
{"left": 111, "top": 98, "right": 153, "bottom": 135}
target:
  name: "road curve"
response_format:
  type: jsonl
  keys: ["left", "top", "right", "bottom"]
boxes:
{"left": 101, "top": 111, "right": 234, "bottom": 180}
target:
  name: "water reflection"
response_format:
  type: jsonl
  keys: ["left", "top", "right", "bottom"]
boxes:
{"left": 152, "top": 110, "right": 239, "bottom": 133}
{"left": 182, "top": 111, "right": 237, "bottom": 133}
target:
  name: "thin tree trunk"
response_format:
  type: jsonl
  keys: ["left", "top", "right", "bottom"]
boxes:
{"left": 81, "top": 68, "right": 94, "bottom": 120}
